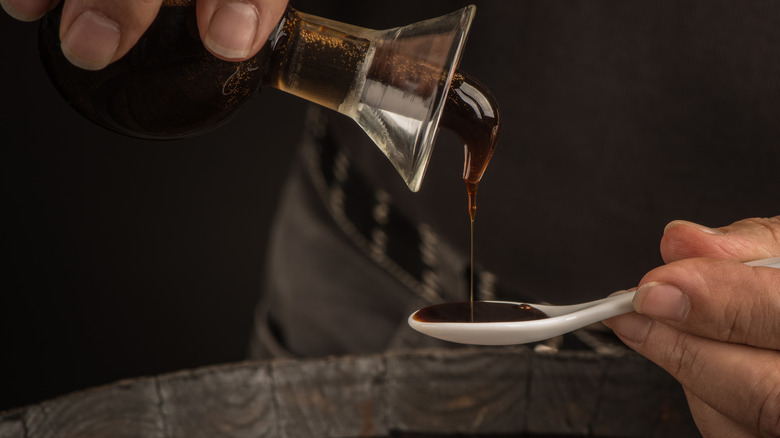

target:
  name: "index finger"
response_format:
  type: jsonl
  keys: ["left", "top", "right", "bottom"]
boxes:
{"left": 661, "top": 216, "right": 780, "bottom": 264}
{"left": 1, "top": 0, "right": 60, "bottom": 21}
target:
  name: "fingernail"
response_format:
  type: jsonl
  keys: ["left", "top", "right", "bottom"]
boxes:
{"left": 204, "top": 2, "right": 259, "bottom": 60}
{"left": 61, "top": 10, "right": 121, "bottom": 70}
{"left": 664, "top": 220, "right": 723, "bottom": 235}
{"left": 636, "top": 282, "right": 689, "bottom": 322}
{"left": 1, "top": 0, "right": 43, "bottom": 21}
{"left": 604, "top": 312, "right": 652, "bottom": 344}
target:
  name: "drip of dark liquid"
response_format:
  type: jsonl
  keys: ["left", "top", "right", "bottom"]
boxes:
{"left": 440, "top": 72, "right": 500, "bottom": 318}
{"left": 441, "top": 72, "right": 500, "bottom": 222}
{"left": 413, "top": 301, "right": 548, "bottom": 323}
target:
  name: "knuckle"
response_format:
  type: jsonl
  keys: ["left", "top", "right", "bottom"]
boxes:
{"left": 744, "top": 271, "right": 780, "bottom": 349}
{"left": 664, "top": 331, "right": 705, "bottom": 381}
{"left": 720, "top": 293, "right": 741, "bottom": 342}
{"left": 721, "top": 292, "right": 762, "bottom": 345}
{"left": 744, "top": 216, "right": 780, "bottom": 251}
{"left": 699, "top": 258, "right": 780, "bottom": 349}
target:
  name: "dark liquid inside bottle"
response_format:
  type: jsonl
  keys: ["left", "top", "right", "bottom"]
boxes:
{"left": 39, "top": 1, "right": 373, "bottom": 140}
{"left": 39, "top": 1, "right": 275, "bottom": 139}
{"left": 413, "top": 302, "right": 548, "bottom": 323}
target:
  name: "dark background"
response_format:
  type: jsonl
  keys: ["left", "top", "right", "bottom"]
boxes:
{"left": 1, "top": 11, "right": 307, "bottom": 411}
{"left": 4, "top": 0, "right": 780, "bottom": 415}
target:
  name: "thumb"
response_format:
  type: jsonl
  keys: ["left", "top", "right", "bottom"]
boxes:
{"left": 660, "top": 216, "right": 780, "bottom": 264}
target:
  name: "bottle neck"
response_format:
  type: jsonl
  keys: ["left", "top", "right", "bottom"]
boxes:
{"left": 262, "top": 8, "right": 375, "bottom": 113}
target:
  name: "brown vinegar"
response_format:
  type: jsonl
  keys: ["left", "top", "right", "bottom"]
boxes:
{"left": 440, "top": 72, "right": 499, "bottom": 320}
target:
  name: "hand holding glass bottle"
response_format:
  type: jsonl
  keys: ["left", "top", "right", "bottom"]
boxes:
{"left": 7, "top": 0, "right": 479, "bottom": 193}
{"left": 0, "top": 0, "right": 289, "bottom": 70}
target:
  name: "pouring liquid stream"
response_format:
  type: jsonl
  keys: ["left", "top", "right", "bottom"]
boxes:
{"left": 440, "top": 72, "right": 500, "bottom": 321}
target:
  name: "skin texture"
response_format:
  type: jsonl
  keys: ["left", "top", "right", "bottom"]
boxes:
{"left": 0, "top": 0, "right": 289, "bottom": 69}
{"left": 605, "top": 216, "right": 780, "bottom": 438}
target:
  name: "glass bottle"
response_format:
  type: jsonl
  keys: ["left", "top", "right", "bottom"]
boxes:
{"left": 39, "top": 1, "right": 476, "bottom": 192}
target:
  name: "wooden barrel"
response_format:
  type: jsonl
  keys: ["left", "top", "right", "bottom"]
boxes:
{"left": 0, "top": 346, "right": 698, "bottom": 437}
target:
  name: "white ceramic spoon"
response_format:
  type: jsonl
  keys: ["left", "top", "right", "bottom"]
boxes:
{"left": 408, "top": 256, "right": 780, "bottom": 346}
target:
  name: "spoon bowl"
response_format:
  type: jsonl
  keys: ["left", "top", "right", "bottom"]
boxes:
{"left": 408, "top": 292, "right": 635, "bottom": 345}
{"left": 409, "top": 256, "right": 780, "bottom": 345}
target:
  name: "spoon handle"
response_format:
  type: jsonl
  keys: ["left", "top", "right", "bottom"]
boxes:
{"left": 533, "top": 256, "right": 780, "bottom": 317}
{"left": 577, "top": 256, "right": 780, "bottom": 325}
{"left": 531, "top": 296, "right": 629, "bottom": 317}
{"left": 746, "top": 256, "right": 780, "bottom": 268}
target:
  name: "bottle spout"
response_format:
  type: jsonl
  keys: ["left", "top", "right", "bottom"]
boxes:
{"left": 352, "top": 6, "right": 477, "bottom": 192}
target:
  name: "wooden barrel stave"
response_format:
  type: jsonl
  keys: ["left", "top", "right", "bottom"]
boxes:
{"left": 0, "top": 346, "right": 699, "bottom": 437}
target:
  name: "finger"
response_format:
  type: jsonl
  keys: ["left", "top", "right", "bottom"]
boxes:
{"left": 1, "top": 0, "right": 59, "bottom": 21}
{"left": 634, "top": 258, "right": 780, "bottom": 349}
{"left": 59, "top": 0, "right": 164, "bottom": 70}
{"left": 683, "top": 389, "right": 760, "bottom": 438}
{"left": 196, "top": 0, "right": 288, "bottom": 61}
{"left": 604, "top": 314, "right": 780, "bottom": 437}
{"left": 661, "top": 216, "right": 780, "bottom": 263}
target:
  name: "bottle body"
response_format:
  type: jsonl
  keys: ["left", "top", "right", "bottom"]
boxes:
{"left": 38, "top": 4, "right": 374, "bottom": 139}
{"left": 39, "top": 2, "right": 271, "bottom": 139}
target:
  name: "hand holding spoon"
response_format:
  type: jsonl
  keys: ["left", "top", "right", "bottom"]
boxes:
{"left": 408, "top": 257, "right": 780, "bottom": 346}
